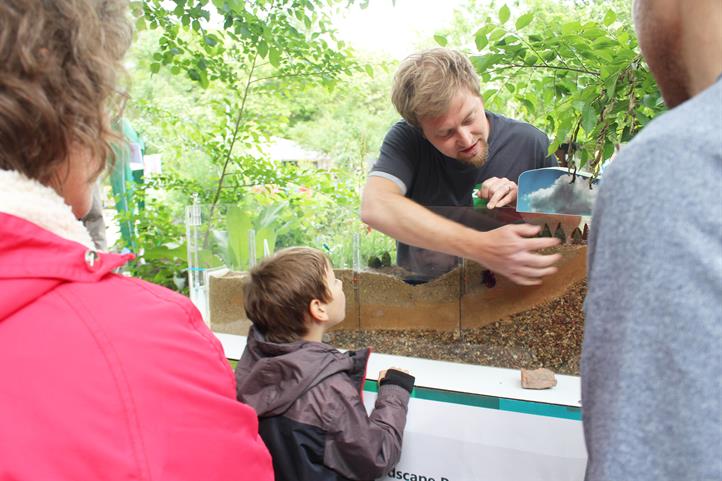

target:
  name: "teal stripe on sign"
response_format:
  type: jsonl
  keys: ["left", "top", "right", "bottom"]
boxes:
{"left": 364, "top": 380, "right": 581, "bottom": 421}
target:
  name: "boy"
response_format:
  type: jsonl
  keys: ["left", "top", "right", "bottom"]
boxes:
{"left": 235, "top": 247, "right": 415, "bottom": 481}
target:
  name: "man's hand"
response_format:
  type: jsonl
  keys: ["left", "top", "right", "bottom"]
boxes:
{"left": 478, "top": 177, "right": 518, "bottom": 209}
{"left": 470, "top": 224, "right": 562, "bottom": 285}
{"left": 362, "top": 176, "right": 561, "bottom": 286}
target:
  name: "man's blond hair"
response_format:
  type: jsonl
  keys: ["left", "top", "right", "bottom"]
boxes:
{"left": 391, "top": 48, "right": 481, "bottom": 128}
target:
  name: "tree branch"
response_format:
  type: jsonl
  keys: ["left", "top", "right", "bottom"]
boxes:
{"left": 488, "top": 63, "right": 600, "bottom": 76}
{"left": 249, "top": 69, "right": 335, "bottom": 85}
{"left": 202, "top": 51, "right": 259, "bottom": 247}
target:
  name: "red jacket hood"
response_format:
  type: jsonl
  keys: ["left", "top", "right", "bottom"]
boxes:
{"left": 0, "top": 212, "right": 134, "bottom": 320}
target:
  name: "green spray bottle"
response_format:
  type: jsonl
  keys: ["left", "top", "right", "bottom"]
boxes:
{"left": 472, "top": 183, "right": 488, "bottom": 210}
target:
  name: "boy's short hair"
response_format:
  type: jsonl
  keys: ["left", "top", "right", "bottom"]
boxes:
{"left": 391, "top": 48, "right": 481, "bottom": 129}
{"left": 245, "top": 247, "right": 332, "bottom": 343}
{"left": 0, "top": 0, "right": 131, "bottom": 184}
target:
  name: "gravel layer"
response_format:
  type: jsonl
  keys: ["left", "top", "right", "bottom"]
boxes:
{"left": 326, "top": 280, "right": 586, "bottom": 376}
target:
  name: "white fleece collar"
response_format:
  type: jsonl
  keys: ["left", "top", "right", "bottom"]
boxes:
{"left": 0, "top": 169, "right": 94, "bottom": 248}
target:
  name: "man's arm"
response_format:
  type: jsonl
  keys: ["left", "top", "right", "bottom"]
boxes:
{"left": 361, "top": 176, "right": 561, "bottom": 285}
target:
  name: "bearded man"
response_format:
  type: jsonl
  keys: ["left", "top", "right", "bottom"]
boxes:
{"left": 361, "top": 48, "right": 560, "bottom": 284}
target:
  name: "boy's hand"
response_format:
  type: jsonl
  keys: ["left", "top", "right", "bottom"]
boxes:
{"left": 379, "top": 367, "right": 411, "bottom": 380}
{"left": 378, "top": 367, "right": 416, "bottom": 394}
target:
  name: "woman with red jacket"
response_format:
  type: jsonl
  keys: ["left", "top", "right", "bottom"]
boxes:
{"left": 0, "top": 1, "right": 273, "bottom": 480}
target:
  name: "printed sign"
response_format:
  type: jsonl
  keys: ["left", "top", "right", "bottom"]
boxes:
{"left": 366, "top": 386, "right": 587, "bottom": 481}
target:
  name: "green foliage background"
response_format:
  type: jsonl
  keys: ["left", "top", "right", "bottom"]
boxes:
{"left": 115, "top": 0, "right": 662, "bottom": 291}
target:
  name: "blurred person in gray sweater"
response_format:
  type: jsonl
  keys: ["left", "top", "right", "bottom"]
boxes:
{"left": 582, "top": 1, "right": 722, "bottom": 480}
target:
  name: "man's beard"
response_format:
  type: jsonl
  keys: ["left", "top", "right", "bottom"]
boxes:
{"left": 458, "top": 138, "right": 489, "bottom": 167}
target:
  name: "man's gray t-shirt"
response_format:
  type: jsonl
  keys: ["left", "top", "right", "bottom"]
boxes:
{"left": 582, "top": 78, "right": 722, "bottom": 481}
{"left": 370, "top": 111, "right": 555, "bottom": 272}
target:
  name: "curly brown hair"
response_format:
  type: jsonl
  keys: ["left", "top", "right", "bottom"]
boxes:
{"left": 0, "top": 0, "right": 132, "bottom": 184}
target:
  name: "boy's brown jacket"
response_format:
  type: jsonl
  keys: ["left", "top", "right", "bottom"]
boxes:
{"left": 236, "top": 326, "right": 414, "bottom": 481}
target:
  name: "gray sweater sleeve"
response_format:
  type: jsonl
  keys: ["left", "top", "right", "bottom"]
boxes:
{"left": 323, "top": 381, "right": 412, "bottom": 480}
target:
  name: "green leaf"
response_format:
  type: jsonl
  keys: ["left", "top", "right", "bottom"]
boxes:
{"left": 510, "top": 45, "right": 526, "bottom": 58}
{"left": 144, "top": 243, "right": 188, "bottom": 262}
{"left": 135, "top": 16, "right": 146, "bottom": 32}
{"left": 257, "top": 41, "right": 268, "bottom": 58}
{"left": 150, "top": 62, "right": 160, "bottom": 74}
{"left": 255, "top": 226, "right": 277, "bottom": 259}
{"left": 543, "top": 86, "right": 554, "bottom": 104}
{"left": 475, "top": 33, "right": 488, "bottom": 51}
{"left": 519, "top": 97, "right": 535, "bottom": 113}
{"left": 482, "top": 88, "right": 497, "bottom": 101}
{"left": 433, "top": 34, "right": 448, "bottom": 47}
{"left": 470, "top": 54, "right": 502, "bottom": 72}
{"left": 550, "top": 125, "right": 571, "bottom": 156}
{"left": 498, "top": 5, "right": 510, "bottom": 23}
{"left": 489, "top": 28, "right": 505, "bottom": 42}
{"left": 515, "top": 13, "right": 533, "bottom": 30}
{"left": 364, "top": 64, "right": 374, "bottom": 77}
{"left": 603, "top": 10, "right": 617, "bottom": 26}
{"left": 603, "top": 141, "right": 615, "bottom": 160}
{"left": 238, "top": 24, "right": 251, "bottom": 38}
{"left": 542, "top": 50, "right": 556, "bottom": 61}
{"left": 561, "top": 21, "right": 582, "bottom": 35}
{"left": 269, "top": 48, "right": 281, "bottom": 67}
{"left": 475, "top": 24, "right": 495, "bottom": 37}
{"left": 621, "top": 124, "right": 633, "bottom": 142}
{"left": 591, "top": 37, "right": 617, "bottom": 49}
{"left": 582, "top": 105, "right": 597, "bottom": 133}
{"left": 254, "top": 202, "right": 287, "bottom": 229}
{"left": 641, "top": 94, "right": 657, "bottom": 108}
{"left": 524, "top": 54, "right": 538, "bottom": 66}
{"left": 581, "top": 27, "right": 606, "bottom": 40}
{"left": 605, "top": 72, "right": 620, "bottom": 99}
{"left": 581, "top": 149, "right": 590, "bottom": 163}
{"left": 198, "top": 69, "right": 209, "bottom": 88}
{"left": 227, "top": 206, "right": 252, "bottom": 270}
